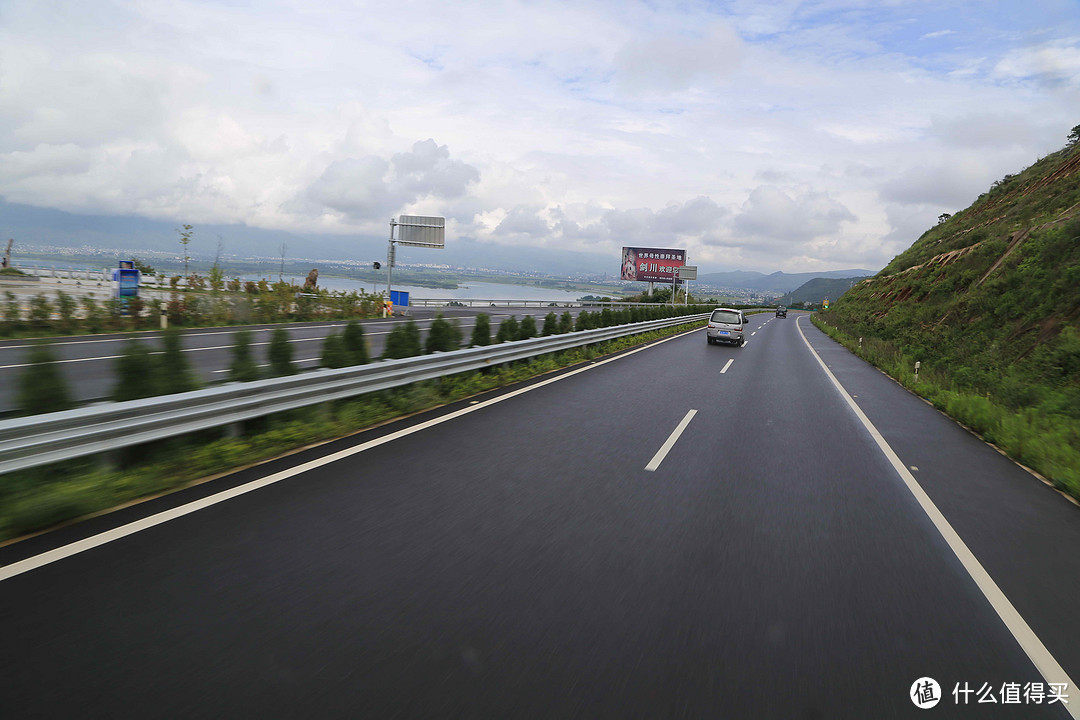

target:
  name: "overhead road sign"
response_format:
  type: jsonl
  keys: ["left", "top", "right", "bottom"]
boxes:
{"left": 395, "top": 215, "right": 445, "bottom": 248}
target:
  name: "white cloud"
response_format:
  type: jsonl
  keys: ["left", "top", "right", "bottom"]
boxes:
{"left": 733, "top": 186, "right": 857, "bottom": 247}
{"left": 0, "top": 0, "right": 1078, "bottom": 272}
{"left": 994, "top": 38, "right": 1080, "bottom": 86}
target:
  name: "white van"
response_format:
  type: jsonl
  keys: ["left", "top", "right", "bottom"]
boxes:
{"left": 706, "top": 308, "right": 747, "bottom": 346}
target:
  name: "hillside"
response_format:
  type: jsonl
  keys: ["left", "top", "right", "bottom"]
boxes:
{"left": 819, "top": 137, "right": 1080, "bottom": 494}
{"left": 772, "top": 277, "right": 864, "bottom": 306}
{"left": 696, "top": 268, "right": 874, "bottom": 294}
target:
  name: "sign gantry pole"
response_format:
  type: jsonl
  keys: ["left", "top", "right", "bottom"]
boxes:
{"left": 385, "top": 219, "right": 397, "bottom": 318}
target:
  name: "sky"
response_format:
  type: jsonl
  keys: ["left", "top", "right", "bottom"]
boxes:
{"left": 1, "top": 0, "right": 1078, "bottom": 274}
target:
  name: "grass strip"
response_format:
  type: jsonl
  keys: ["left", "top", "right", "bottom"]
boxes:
{"left": 811, "top": 315, "right": 1080, "bottom": 501}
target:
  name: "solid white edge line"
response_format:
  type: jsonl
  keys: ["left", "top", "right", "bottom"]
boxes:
{"left": 795, "top": 316, "right": 1078, "bottom": 712}
{"left": 720, "top": 359, "right": 734, "bottom": 374}
{"left": 0, "top": 323, "right": 704, "bottom": 582}
{"left": 644, "top": 409, "right": 697, "bottom": 472}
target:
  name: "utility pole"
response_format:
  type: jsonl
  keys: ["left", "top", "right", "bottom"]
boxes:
{"left": 279, "top": 243, "right": 287, "bottom": 283}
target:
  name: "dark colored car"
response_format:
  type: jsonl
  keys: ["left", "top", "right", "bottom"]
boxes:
{"left": 775, "top": 306, "right": 787, "bottom": 318}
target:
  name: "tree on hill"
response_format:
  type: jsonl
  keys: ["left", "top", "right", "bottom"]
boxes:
{"left": 1069, "top": 124, "right": 1080, "bottom": 145}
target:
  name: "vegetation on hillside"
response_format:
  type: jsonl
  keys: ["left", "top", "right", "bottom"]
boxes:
{"left": 819, "top": 136, "right": 1080, "bottom": 496}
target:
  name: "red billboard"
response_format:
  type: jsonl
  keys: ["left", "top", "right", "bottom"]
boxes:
{"left": 621, "top": 247, "right": 686, "bottom": 282}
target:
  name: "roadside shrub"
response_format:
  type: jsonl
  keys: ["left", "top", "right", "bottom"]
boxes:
{"left": 2, "top": 291, "right": 22, "bottom": 334}
{"left": 541, "top": 312, "right": 558, "bottom": 336}
{"left": 16, "top": 342, "right": 73, "bottom": 415}
{"left": 342, "top": 319, "right": 369, "bottom": 364}
{"left": 28, "top": 294, "right": 52, "bottom": 330}
{"left": 518, "top": 315, "right": 538, "bottom": 340}
{"left": 56, "top": 291, "right": 78, "bottom": 333}
{"left": 158, "top": 326, "right": 198, "bottom": 394}
{"left": 112, "top": 341, "right": 160, "bottom": 401}
{"left": 268, "top": 327, "right": 297, "bottom": 376}
{"left": 495, "top": 316, "right": 519, "bottom": 343}
{"left": 471, "top": 313, "right": 491, "bottom": 346}
{"left": 426, "top": 314, "right": 462, "bottom": 353}
{"left": 559, "top": 311, "right": 573, "bottom": 334}
{"left": 229, "top": 330, "right": 261, "bottom": 381}
{"left": 382, "top": 320, "right": 422, "bottom": 359}
{"left": 320, "top": 332, "right": 350, "bottom": 368}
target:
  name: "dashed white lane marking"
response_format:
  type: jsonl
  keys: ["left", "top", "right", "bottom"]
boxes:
{"left": 0, "top": 324, "right": 700, "bottom": 582}
{"left": 720, "top": 359, "right": 734, "bottom": 374}
{"left": 645, "top": 409, "right": 697, "bottom": 472}
{"left": 751, "top": 331, "right": 757, "bottom": 336}
{"left": 795, "top": 316, "right": 1078, "bottom": 715}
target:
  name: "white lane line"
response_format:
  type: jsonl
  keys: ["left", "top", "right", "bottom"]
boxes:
{"left": 795, "top": 316, "right": 1078, "bottom": 713}
{"left": 0, "top": 324, "right": 701, "bottom": 582}
{"left": 751, "top": 331, "right": 757, "bottom": 336}
{"left": 720, "top": 358, "right": 734, "bottom": 374}
{"left": 644, "top": 409, "right": 697, "bottom": 472}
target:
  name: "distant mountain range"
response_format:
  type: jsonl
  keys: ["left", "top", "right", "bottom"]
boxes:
{"left": 0, "top": 198, "right": 878, "bottom": 289}
{"left": 696, "top": 269, "right": 875, "bottom": 295}
{"left": 773, "top": 277, "right": 867, "bottom": 305}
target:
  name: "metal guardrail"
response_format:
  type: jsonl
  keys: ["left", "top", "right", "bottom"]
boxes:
{"left": 0, "top": 313, "right": 709, "bottom": 474}
{"left": 412, "top": 298, "right": 715, "bottom": 308}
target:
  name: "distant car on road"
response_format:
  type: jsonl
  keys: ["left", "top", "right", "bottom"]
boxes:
{"left": 706, "top": 308, "right": 747, "bottom": 346}
{"left": 775, "top": 306, "right": 787, "bottom": 318}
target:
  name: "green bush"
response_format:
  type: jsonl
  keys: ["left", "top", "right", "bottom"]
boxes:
{"left": 229, "top": 329, "right": 261, "bottom": 381}
{"left": 3, "top": 291, "right": 22, "bottom": 334}
{"left": 342, "top": 319, "right": 369, "bottom": 364}
{"left": 426, "top": 313, "right": 462, "bottom": 353}
{"left": 495, "top": 316, "right": 519, "bottom": 343}
{"left": 518, "top": 315, "right": 538, "bottom": 340}
{"left": 541, "top": 312, "right": 558, "bottom": 336}
{"left": 16, "top": 341, "right": 74, "bottom": 415}
{"left": 382, "top": 320, "right": 422, "bottom": 359}
{"left": 28, "top": 294, "right": 52, "bottom": 331}
{"left": 268, "top": 327, "right": 297, "bottom": 376}
{"left": 320, "top": 332, "right": 350, "bottom": 368}
{"left": 471, "top": 313, "right": 491, "bottom": 347}
{"left": 158, "top": 326, "right": 198, "bottom": 394}
{"left": 113, "top": 341, "right": 160, "bottom": 401}
{"left": 559, "top": 311, "right": 573, "bottom": 333}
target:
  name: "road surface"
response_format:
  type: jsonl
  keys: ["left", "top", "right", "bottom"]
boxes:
{"left": 1, "top": 313, "right": 1077, "bottom": 718}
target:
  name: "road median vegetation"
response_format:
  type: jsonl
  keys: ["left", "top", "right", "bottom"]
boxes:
{"left": 0, "top": 316, "right": 707, "bottom": 542}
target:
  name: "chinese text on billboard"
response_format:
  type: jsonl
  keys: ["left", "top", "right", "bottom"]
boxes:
{"left": 621, "top": 247, "right": 686, "bottom": 283}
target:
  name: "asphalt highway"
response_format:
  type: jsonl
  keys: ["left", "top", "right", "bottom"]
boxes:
{"left": 1, "top": 313, "right": 1078, "bottom": 718}
{"left": 0, "top": 307, "right": 586, "bottom": 411}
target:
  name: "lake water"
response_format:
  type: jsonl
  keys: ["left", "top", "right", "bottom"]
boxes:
{"left": 254, "top": 275, "right": 612, "bottom": 302}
